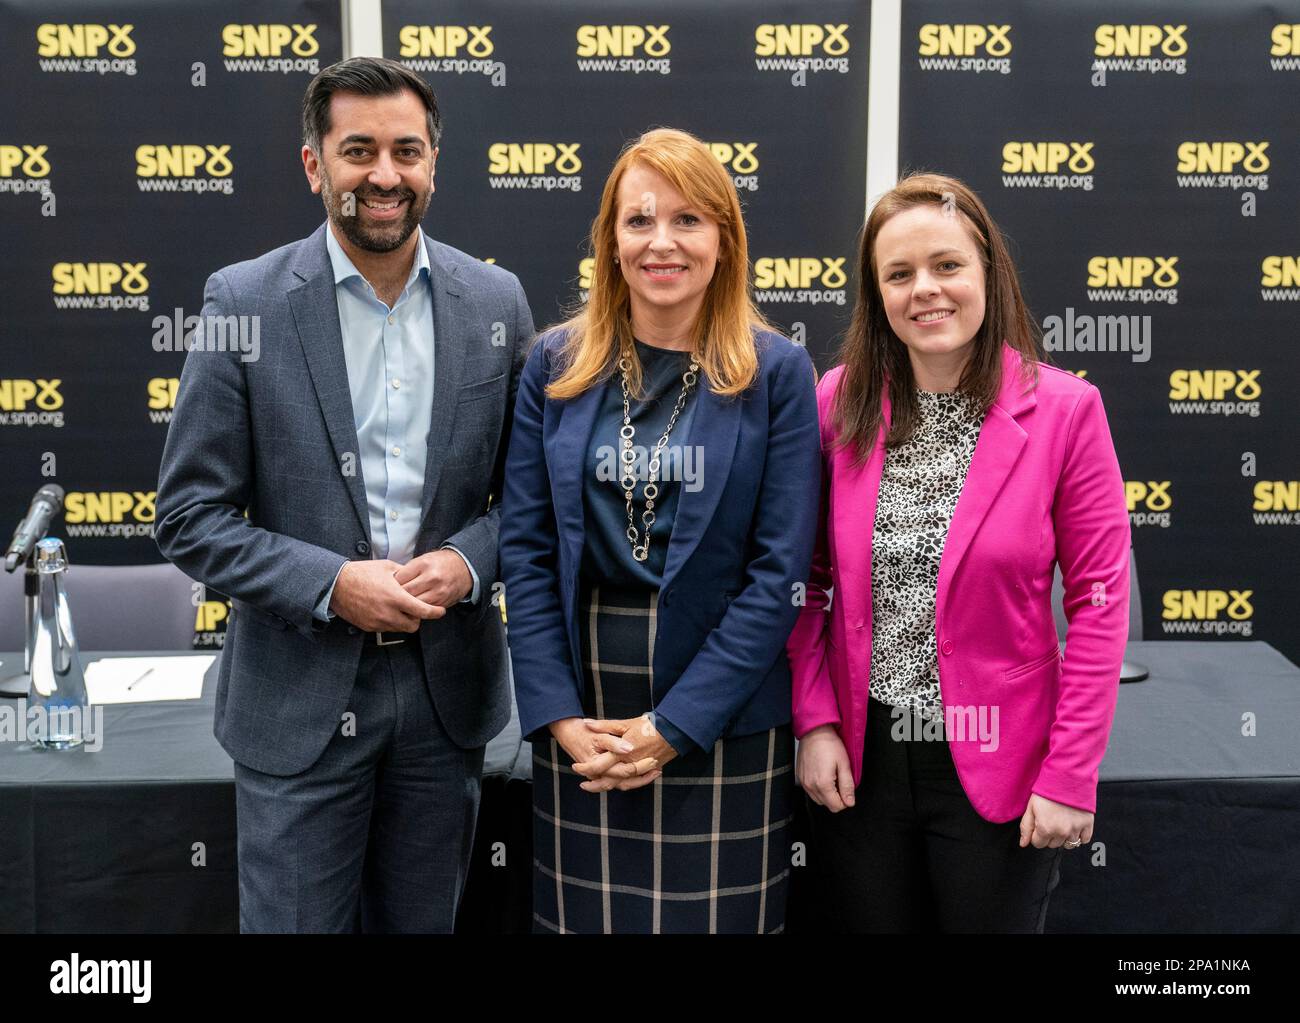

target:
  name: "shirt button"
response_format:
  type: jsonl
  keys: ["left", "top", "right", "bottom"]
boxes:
{"left": 391, "top": 378, "right": 401, "bottom": 389}
{"left": 941, "top": 640, "right": 954, "bottom": 656}
{"left": 389, "top": 510, "right": 399, "bottom": 521}
{"left": 387, "top": 315, "right": 394, "bottom": 324}
{"left": 391, "top": 446, "right": 401, "bottom": 457}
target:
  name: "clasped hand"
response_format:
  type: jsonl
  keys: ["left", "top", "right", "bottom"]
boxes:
{"left": 329, "top": 550, "right": 472, "bottom": 633}
{"left": 549, "top": 716, "right": 677, "bottom": 793}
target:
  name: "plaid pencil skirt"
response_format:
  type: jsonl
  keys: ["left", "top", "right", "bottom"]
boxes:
{"left": 531, "top": 583, "right": 794, "bottom": 934}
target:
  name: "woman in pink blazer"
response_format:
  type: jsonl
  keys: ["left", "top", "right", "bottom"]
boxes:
{"left": 787, "top": 172, "right": 1130, "bottom": 932}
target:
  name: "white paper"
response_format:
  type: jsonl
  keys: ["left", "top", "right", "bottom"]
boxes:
{"left": 83, "top": 655, "right": 215, "bottom": 705}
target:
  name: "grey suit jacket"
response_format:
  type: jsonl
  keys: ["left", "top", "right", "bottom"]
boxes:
{"left": 155, "top": 221, "right": 533, "bottom": 776}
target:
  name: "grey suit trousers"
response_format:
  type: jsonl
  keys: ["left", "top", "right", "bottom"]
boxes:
{"left": 232, "top": 639, "right": 484, "bottom": 933}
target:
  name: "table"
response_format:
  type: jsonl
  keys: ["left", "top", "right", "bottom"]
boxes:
{"left": 2, "top": 642, "right": 1296, "bottom": 933}
{"left": 0, "top": 650, "right": 526, "bottom": 933}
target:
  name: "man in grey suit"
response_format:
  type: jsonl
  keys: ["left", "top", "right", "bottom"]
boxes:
{"left": 155, "top": 57, "right": 533, "bottom": 932}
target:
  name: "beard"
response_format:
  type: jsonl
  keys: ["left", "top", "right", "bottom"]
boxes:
{"left": 318, "top": 163, "right": 432, "bottom": 254}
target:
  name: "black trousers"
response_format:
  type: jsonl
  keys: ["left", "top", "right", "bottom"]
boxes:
{"left": 808, "top": 696, "right": 1062, "bottom": 933}
{"left": 233, "top": 639, "right": 484, "bottom": 933}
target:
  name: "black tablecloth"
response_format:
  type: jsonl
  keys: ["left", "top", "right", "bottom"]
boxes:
{"left": 0, "top": 650, "right": 525, "bottom": 933}
{"left": 1, "top": 641, "right": 1296, "bottom": 933}
{"left": 1046, "top": 640, "right": 1300, "bottom": 933}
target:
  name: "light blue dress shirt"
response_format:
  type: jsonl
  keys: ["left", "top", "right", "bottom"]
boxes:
{"left": 313, "top": 225, "right": 478, "bottom": 622}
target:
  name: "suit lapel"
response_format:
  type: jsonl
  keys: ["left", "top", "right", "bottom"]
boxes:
{"left": 419, "top": 234, "right": 466, "bottom": 524}
{"left": 832, "top": 388, "right": 889, "bottom": 626}
{"left": 287, "top": 223, "right": 371, "bottom": 542}
{"left": 659, "top": 383, "right": 741, "bottom": 595}
{"left": 551, "top": 383, "right": 603, "bottom": 571}
{"left": 935, "top": 345, "right": 1035, "bottom": 613}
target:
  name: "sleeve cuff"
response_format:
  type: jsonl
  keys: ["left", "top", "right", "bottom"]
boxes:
{"left": 313, "top": 562, "right": 347, "bottom": 623}
{"left": 651, "top": 711, "right": 696, "bottom": 757}
{"left": 441, "top": 544, "right": 480, "bottom": 604}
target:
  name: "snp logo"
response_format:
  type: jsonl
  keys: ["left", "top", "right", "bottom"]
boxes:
{"left": 222, "top": 24, "right": 318, "bottom": 56}
{"left": 1003, "top": 142, "right": 1095, "bottom": 174}
{"left": 918, "top": 24, "right": 1011, "bottom": 56}
{"left": 0, "top": 379, "right": 63, "bottom": 411}
{"left": 1168, "top": 370, "right": 1261, "bottom": 417}
{"left": 1260, "top": 257, "right": 1300, "bottom": 300}
{"left": 488, "top": 143, "right": 580, "bottom": 175}
{"left": 1272, "top": 24, "right": 1300, "bottom": 54}
{"left": 64, "top": 491, "right": 155, "bottom": 522}
{"left": 1162, "top": 589, "right": 1253, "bottom": 636}
{"left": 1253, "top": 483, "right": 1300, "bottom": 525}
{"left": 1176, "top": 141, "right": 1269, "bottom": 173}
{"left": 0, "top": 379, "right": 63, "bottom": 428}
{"left": 709, "top": 142, "right": 759, "bottom": 191}
{"left": 1125, "top": 481, "right": 1171, "bottom": 528}
{"left": 63, "top": 494, "right": 156, "bottom": 542}
{"left": 1088, "top": 257, "right": 1178, "bottom": 288}
{"left": 487, "top": 144, "right": 581, "bottom": 191}
{"left": 136, "top": 145, "right": 233, "bottom": 177}
{"left": 399, "top": 25, "right": 493, "bottom": 57}
{"left": 1125, "top": 481, "right": 1171, "bottom": 511}
{"left": 754, "top": 258, "right": 847, "bottom": 306}
{"left": 52, "top": 262, "right": 149, "bottom": 312}
{"left": 577, "top": 25, "right": 670, "bottom": 56}
{"left": 147, "top": 377, "right": 179, "bottom": 424}
{"left": 36, "top": 23, "right": 135, "bottom": 56}
{"left": 1163, "top": 590, "right": 1253, "bottom": 618}
{"left": 708, "top": 143, "right": 759, "bottom": 174}
{"left": 196, "top": 599, "right": 231, "bottom": 639}
{"left": 755, "top": 24, "right": 850, "bottom": 55}
{"left": 147, "top": 377, "right": 179, "bottom": 410}
{"left": 1254, "top": 481, "right": 1299, "bottom": 510}
{"left": 52, "top": 262, "right": 148, "bottom": 293}
{"left": 1169, "top": 370, "right": 1260, "bottom": 401}
{"left": 1095, "top": 24, "right": 1187, "bottom": 56}
{"left": 0, "top": 145, "right": 51, "bottom": 177}
{"left": 578, "top": 258, "right": 595, "bottom": 292}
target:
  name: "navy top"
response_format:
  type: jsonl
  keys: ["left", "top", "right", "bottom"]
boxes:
{"left": 580, "top": 338, "right": 701, "bottom": 754}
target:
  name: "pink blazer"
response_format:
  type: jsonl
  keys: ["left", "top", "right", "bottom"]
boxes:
{"left": 787, "top": 345, "right": 1130, "bottom": 822}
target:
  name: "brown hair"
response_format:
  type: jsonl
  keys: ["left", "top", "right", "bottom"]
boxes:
{"left": 546, "top": 127, "right": 767, "bottom": 401}
{"left": 831, "top": 172, "right": 1041, "bottom": 462}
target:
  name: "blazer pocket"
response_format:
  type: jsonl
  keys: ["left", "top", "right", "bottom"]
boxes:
{"left": 1002, "top": 646, "right": 1061, "bottom": 682}
{"left": 457, "top": 372, "right": 505, "bottom": 403}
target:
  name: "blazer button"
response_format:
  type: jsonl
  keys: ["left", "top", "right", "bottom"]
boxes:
{"left": 941, "top": 640, "right": 954, "bottom": 656}
{"left": 347, "top": 625, "right": 359, "bottom": 635}
{"left": 355, "top": 540, "right": 370, "bottom": 555}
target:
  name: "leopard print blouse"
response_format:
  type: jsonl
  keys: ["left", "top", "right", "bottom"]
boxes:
{"left": 869, "top": 388, "right": 985, "bottom": 721}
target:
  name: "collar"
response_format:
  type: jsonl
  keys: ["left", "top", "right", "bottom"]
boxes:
{"left": 325, "top": 221, "right": 429, "bottom": 292}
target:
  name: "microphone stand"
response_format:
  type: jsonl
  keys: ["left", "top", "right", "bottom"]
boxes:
{"left": 0, "top": 552, "right": 40, "bottom": 696}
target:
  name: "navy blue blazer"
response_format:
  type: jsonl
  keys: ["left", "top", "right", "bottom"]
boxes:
{"left": 500, "top": 327, "right": 821, "bottom": 750}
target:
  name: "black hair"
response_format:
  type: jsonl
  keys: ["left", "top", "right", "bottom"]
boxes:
{"left": 302, "top": 57, "right": 440, "bottom": 153}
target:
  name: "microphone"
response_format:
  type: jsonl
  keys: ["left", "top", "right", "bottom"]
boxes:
{"left": 5, "top": 484, "right": 65, "bottom": 572}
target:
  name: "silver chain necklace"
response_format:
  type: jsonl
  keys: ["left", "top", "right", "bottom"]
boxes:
{"left": 618, "top": 351, "right": 699, "bottom": 562}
